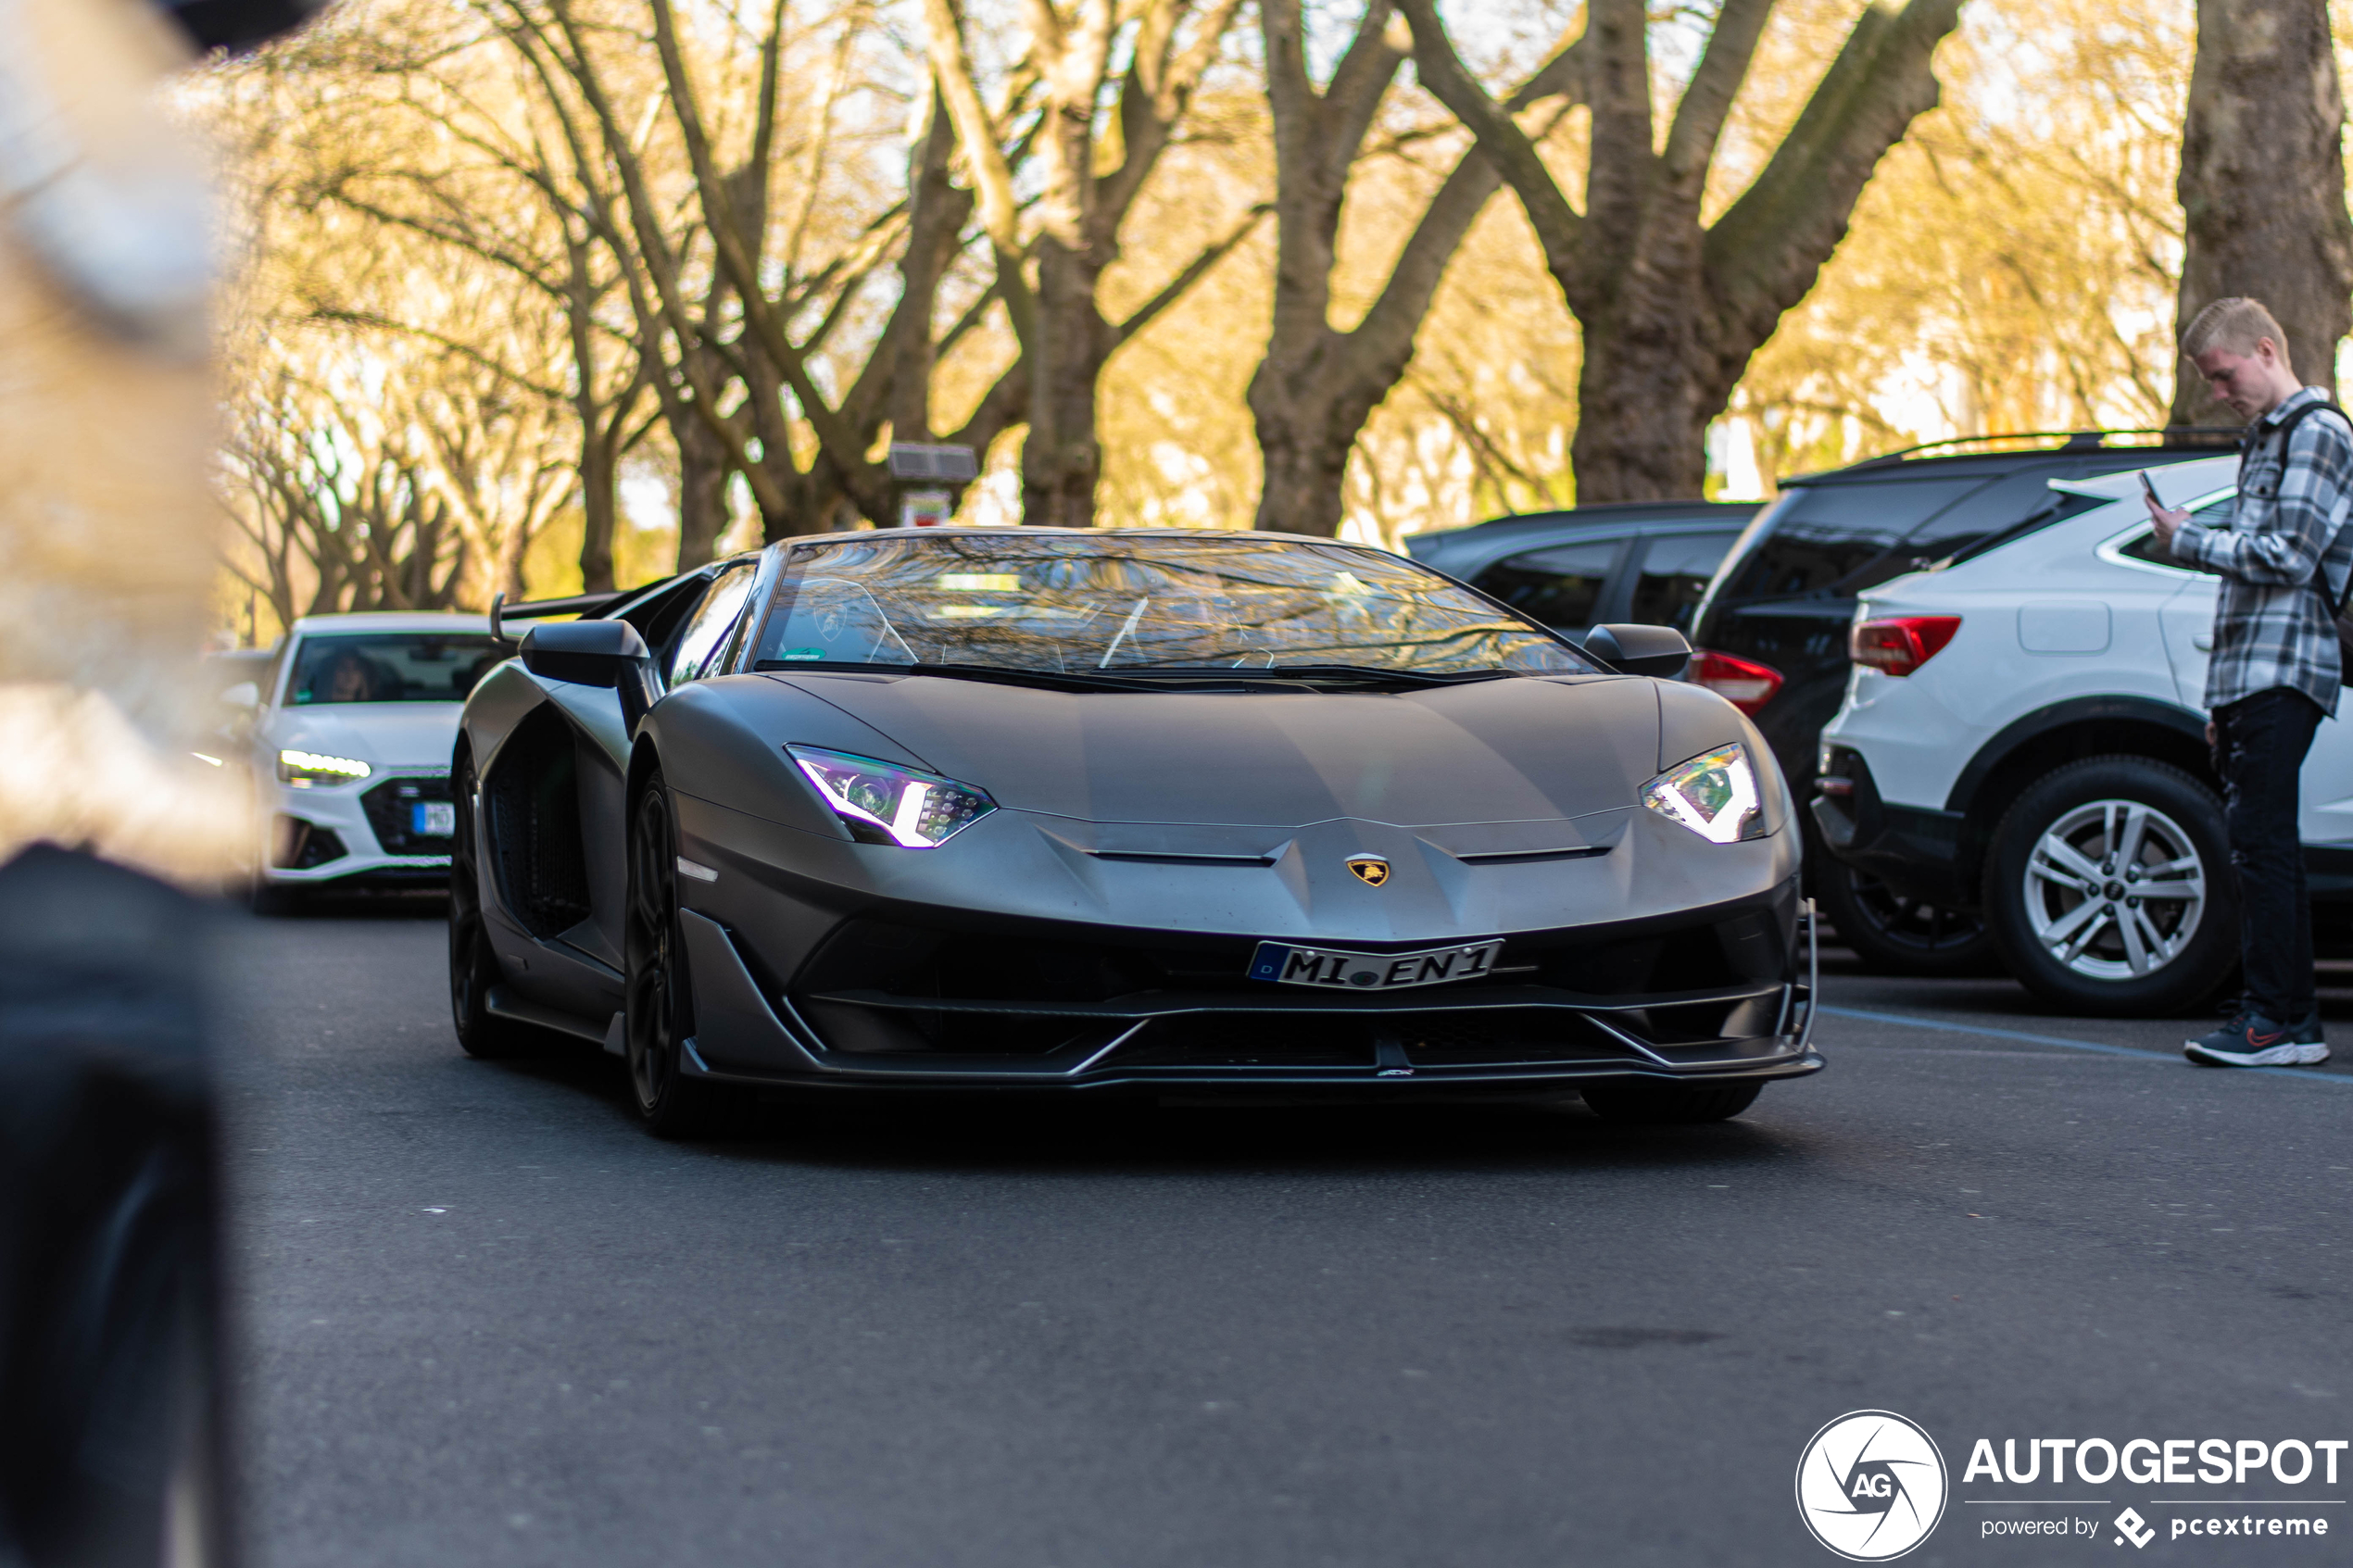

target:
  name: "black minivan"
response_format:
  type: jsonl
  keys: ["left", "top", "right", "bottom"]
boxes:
{"left": 1687, "top": 430, "right": 2235, "bottom": 975}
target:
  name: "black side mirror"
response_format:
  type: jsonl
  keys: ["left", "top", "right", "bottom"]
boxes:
{"left": 1583, "top": 623, "right": 1692, "bottom": 679}
{"left": 521, "top": 621, "right": 661, "bottom": 735}
{"left": 520, "top": 620, "right": 648, "bottom": 686}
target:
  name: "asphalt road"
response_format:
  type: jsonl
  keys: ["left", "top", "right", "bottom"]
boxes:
{"left": 219, "top": 900, "right": 2353, "bottom": 1567}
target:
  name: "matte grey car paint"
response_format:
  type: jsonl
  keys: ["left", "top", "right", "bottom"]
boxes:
{"left": 454, "top": 532, "right": 1820, "bottom": 1095}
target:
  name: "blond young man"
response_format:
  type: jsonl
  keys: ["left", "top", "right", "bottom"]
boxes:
{"left": 2147, "top": 297, "right": 2353, "bottom": 1067}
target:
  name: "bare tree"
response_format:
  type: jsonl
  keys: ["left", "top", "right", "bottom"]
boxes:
{"left": 923, "top": 0, "right": 1263, "bottom": 526}
{"left": 500, "top": 0, "right": 1034, "bottom": 540}
{"left": 263, "top": 9, "right": 660, "bottom": 591}
{"left": 221, "top": 338, "right": 576, "bottom": 626}
{"left": 1399, "top": 0, "right": 1966, "bottom": 501}
{"left": 2171, "top": 0, "right": 2353, "bottom": 423}
{"left": 1250, "top": 0, "right": 1581, "bottom": 535}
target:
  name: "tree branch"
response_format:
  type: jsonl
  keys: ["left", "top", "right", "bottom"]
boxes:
{"left": 1658, "top": 0, "right": 1775, "bottom": 207}
{"left": 1113, "top": 202, "right": 1271, "bottom": 347}
{"left": 1395, "top": 0, "right": 1586, "bottom": 284}
{"left": 1703, "top": 0, "right": 1968, "bottom": 371}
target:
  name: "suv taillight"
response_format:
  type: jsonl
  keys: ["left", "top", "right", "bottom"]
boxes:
{"left": 1850, "top": 615, "right": 1961, "bottom": 676}
{"left": 1689, "top": 650, "right": 1783, "bottom": 715}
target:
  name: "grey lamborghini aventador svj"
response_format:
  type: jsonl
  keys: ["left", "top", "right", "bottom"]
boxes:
{"left": 449, "top": 527, "right": 1819, "bottom": 1135}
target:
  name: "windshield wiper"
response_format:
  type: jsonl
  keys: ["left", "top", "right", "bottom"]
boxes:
{"left": 1191, "top": 663, "right": 1520, "bottom": 687}
{"left": 752, "top": 659, "right": 1255, "bottom": 694}
{"left": 754, "top": 659, "right": 1528, "bottom": 693}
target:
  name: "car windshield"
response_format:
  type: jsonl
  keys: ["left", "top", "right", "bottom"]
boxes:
{"left": 287, "top": 633, "right": 506, "bottom": 705}
{"left": 748, "top": 534, "right": 1595, "bottom": 678}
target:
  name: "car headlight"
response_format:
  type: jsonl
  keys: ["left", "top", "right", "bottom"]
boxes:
{"left": 1641, "top": 743, "right": 1766, "bottom": 844}
{"left": 786, "top": 745, "right": 996, "bottom": 847}
{"left": 278, "top": 748, "right": 372, "bottom": 786}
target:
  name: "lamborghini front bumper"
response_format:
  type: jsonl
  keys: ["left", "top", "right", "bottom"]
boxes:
{"left": 669, "top": 880, "right": 1821, "bottom": 1096}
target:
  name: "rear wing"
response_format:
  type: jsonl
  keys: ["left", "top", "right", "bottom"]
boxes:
{"left": 488, "top": 589, "right": 628, "bottom": 646}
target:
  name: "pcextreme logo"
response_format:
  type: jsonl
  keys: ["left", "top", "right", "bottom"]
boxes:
{"left": 1796, "top": 1411, "right": 1951, "bottom": 1562}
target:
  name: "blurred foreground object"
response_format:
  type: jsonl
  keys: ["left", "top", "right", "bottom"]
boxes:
{"left": 0, "top": 848, "right": 225, "bottom": 1568}
{"left": 153, "top": 0, "right": 327, "bottom": 52}
{"left": 0, "top": 0, "right": 285, "bottom": 877}
{"left": 0, "top": 0, "right": 324, "bottom": 1563}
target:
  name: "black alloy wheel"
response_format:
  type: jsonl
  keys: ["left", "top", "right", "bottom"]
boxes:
{"left": 624, "top": 772, "right": 734, "bottom": 1137}
{"left": 448, "top": 747, "right": 552, "bottom": 1058}
{"left": 1580, "top": 1079, "right": 1763, "bottom": 1124}
{"left": 1813, "top": 861, "right": 1999, "bottom": 976}
{"left": 1982, "top": 755, "right": 2236, "bottom": 1016}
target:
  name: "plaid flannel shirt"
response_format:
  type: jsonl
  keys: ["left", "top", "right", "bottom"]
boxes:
{"left": 2171, "top": 386, "right": 2353, "bottom": 716}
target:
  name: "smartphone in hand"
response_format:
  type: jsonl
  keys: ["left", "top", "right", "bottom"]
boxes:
{"left": 2139, "top": 471, "right": 2162, "bottom": 508}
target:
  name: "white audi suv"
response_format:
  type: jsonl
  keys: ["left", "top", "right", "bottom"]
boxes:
{"left": 1812, "top": 455, "right": 2353, "bottom": 1014}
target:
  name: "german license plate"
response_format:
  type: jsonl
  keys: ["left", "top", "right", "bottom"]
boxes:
{"left": 1248, "top": 938, "right": 1503, "bottom": 991}
{"left": 412, "top": 801, "right": 458, "bottom": 836}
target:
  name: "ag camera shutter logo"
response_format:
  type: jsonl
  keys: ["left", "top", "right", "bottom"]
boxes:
{"left": 1796, "top": 1411, "right": 1949, "bottom": 1561}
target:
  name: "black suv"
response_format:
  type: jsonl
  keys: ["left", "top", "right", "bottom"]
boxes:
{"left": 1406, "top": 501, "right": 1761, "bottom": 640}
{"left": 1687, "top": 430, "right": 2235, "bottom": 974}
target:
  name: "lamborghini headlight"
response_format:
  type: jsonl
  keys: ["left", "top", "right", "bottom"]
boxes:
{"left": 1641, "top": 743, "right": 1766, "bottom": 844}
{"left": 278, "top": 748, "right": 372, "bottom": 787}
{"left": 786, "top": 745, "right": 996, "bottom": 848}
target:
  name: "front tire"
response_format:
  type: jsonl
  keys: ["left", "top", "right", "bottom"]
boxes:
{"left": 624, "top": 772, "right": 738, "bottom": 1138}
{"left": 1982, "top": 755, "right": 2235, "bottom": 1016}
{"left": 1814, "top": 860, "right": 1998, "bottom": 976}
{"left": 1580, "top": 1079, "right": 1763, "bottom": 1124}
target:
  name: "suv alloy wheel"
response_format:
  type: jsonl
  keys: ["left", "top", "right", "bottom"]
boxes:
{"left": 1982, "top": 756, "right": 2234, "bottom": 1015}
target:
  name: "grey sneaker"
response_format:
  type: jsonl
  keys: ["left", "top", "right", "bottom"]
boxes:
{"left": 2184, "top": 1013, "right": 2306, "bottom": 1068}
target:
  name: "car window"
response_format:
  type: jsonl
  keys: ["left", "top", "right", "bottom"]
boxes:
{"left": 749, "top": 533, "right": 1596, "bottom": 677}
{"left": 2116, "top": 495, "right": 2235, "bottom": 572}
{"left": 1722, "top": 478, "right": 1985, "bottom": 601}
{"left": 667, "top": 562, "right": 761, "bottom": 685}
{"left": 286, "top": 633, "right": 505, "bottom": 705}
{"left": 619, "top": 572, "right": 716, "bottom": 665}
{"left": 1627, "top": 532, "right": 1738, "bottom": 631}
{"left": 1893, "top": 470, "right": 2066, "bottom": 563}
{"left": 1470, "top": 538, "right": 1624, "bottom": 629}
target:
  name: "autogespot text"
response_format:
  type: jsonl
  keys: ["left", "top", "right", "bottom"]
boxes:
{"left": 1963, "top": 1436, "right": 2347, "bottom": 1486}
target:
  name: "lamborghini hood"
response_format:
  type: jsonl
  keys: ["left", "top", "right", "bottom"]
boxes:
{"left": 778, "top": 671, "right": 1664, "bottom": 829}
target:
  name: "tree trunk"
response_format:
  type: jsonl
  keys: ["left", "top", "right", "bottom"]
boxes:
{"left": 576, "top": 433, "right": 617, "bottom": 593}
{"left": 925, "top": 0, "right": 1250, "bottom": 528}
{"left": 1251, "top": 408, "right": 1362, "bottom": 537}
{"left": 1248, "top": 0, "right": 1567, "bottom": 535}
{"left": 1568, "top": 248, "right": 1714, "bottom": 500}
{"left": 497, "top": 518, "right": 531, "bottom": 600}
{"left": 1401, "top": 0, "right": 1963, "bottom": 503}
{"left": 1020, "top": 246, "right": 1112, "bottom": 529}
{"left": 2171, "top": 0, "right": 2353, "bottom": 424}
{"left": 674, "top": 410, "right": 729, "bottom": 568}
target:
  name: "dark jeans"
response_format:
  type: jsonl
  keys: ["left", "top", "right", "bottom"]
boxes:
{"left": 2212, "top": 687, "right": 2325, "bottom": 1021}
